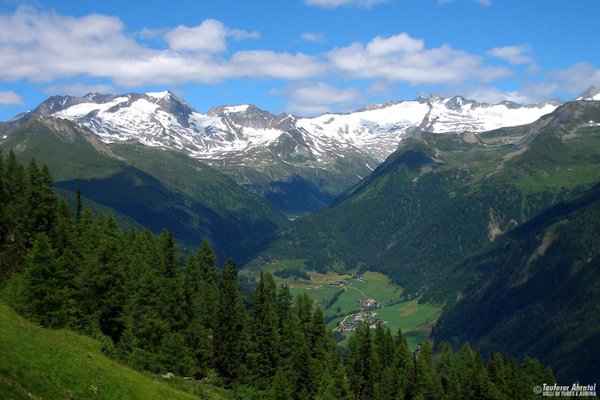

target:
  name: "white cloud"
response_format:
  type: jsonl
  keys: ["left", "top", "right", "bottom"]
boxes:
{"left": 464, "top": 62, "right": 600, "bottom": 104}
{"left": 0, "top": 7, "right": 320, "bottom": 86}
{"left": 549, "top": 62, "right": 600, "bottom": 95}
{"left": 43, "top": 83, "right": 117, "bottom": 96}
{"left": 229, "top": 29, "right": 260, "bottom": 41}
{"left": 327, "top": 33, "right": 510, "bottom": 84}
{"left": 229, "top": 51, "right": 326, "bottom": 80}
{"left": 305, "top": 0, "right": 388, "bottom": 8}
{"left": 0, "top": 91, "right": 23, "bottom": 105}
{"left": 274, "top": 82, "right": 362, "bottom": 116}
{"left": 165, "top": 19, "right": 229, "bottom": 53}
{"left": 0, "top": 6, "right": 531, "bottom": 107}
{"left": 488, "top": 44, "right": 532, "bottom": 65}
{"left": 165, "top": 20, "right": 260, "bottom": 53}
{"left": 301, "top": 32, "right": 326, "bottom": 43}
{"left": 465, "top": 87, "right": 533, "bottom": 104}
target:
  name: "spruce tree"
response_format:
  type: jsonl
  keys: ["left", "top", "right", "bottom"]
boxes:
{"left": 438, "top": 341, "right": 461, "bottom": 399}
{"left": 214, "top": 259, "right": 246, "bottom": 384}
{"left": 247, "top": 272, "right": 280, "bottom": 389}
{"left": 24, "top": 234, "right": 63, "bottom": 327}
{"left": 413, "top": 340, "right": 444, "bottom": 400}
{"left": 24, "top": 160, "right": 57, "bottom": 242}
{"left": 348, "top": 322, "right": 375, "bottom": 400}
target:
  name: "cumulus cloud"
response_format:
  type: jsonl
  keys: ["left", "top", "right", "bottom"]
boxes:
{"left": 488, "top": 44, "right": 533, "bottom": 65}
{"left": 165, "top": 19, "right": 260, "bottom": 53}
{"left": 229, "top": 51, "right": 326, "bottom": 80}
{"left": 305, "top": 0, "right": 388, "bottom": 8}
{"left": 301, "top": 32, "right": 326, "bottom": 43}
{"left": 0, "top": 7, "right": 316, "bottom": 86}
{"left": 549, "top": 62, "right": 600, "bottom": 95}
{"left": 43, "top": 83, "right": 117, "bottom": 96}
{"left": 327, "top": 33, "right": 510, "bottom": 84}
{"left": 0, "top": 91, "right": 23, "bottom": 105}
{"left": 0, "top": 6, "right": 525, "bottom": 114}
{"left": 464, "top": 87, "right": 534, "bottom": 104}
{"left": 274, "top": 82, "right": 362, "bottom": 116}
{"left": 165, "top": 19, "right": 229, "bottom": 53}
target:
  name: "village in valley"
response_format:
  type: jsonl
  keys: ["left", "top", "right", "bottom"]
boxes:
{"left": 242, "top": 264, "right": 441, "bottom": 348}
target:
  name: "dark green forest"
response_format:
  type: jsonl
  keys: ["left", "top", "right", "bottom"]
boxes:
{"left": 0, "top": 151, "right": 564, "bottom": 399}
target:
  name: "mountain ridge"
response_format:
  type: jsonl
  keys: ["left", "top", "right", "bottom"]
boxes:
{"left": 7, "top": 90, "right": 563, "bottom": 214}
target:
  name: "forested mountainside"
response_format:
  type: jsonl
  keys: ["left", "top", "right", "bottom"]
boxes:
{"left": 432, "top": 182, "right": 600, "bottom": 383}
{"left": 8, "top": 91, "right": 557, "bottom": 215}
{"left": 253, "top": 101, "right": 600, "bottom": 298}
{"left": 1, "top": 116, "right": 287, "bottom": 264}
{"left": 0, "top": 151, "right": 561, "bottom": 399}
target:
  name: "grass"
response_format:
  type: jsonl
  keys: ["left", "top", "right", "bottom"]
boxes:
{"left": 268, "top": 267, "right": 439, "bottom": 350}
{"left": 0, "top": 303, "right": 228, "bottom": 400}
{"left": 375, "top": 300, "right": 441, "bottom": 334}
{"left": 326, "top": 299, "right": 440, "bottom": 350}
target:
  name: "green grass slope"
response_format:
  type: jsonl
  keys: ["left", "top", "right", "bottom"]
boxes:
{"left": 0, "top": 303, "right": 228, "bottom": 400}
{"left": 432, "top": 182, "right": 600, "bottom": 383}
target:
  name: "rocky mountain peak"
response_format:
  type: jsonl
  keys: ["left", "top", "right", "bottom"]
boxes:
{"left": 577, "top": 86, "right": 600, "bottom": 101}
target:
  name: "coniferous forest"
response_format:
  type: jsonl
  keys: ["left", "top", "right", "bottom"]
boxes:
{"left": 0, "top": 150, "right": 562, "bottom": 399}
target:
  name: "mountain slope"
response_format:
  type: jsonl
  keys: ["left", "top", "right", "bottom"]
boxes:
{"left": 252, "top": 101, "right": 600, "bottom": 294}
{"left": 0, "top": 303, "right": 228, "bottom": 399}
{"left": 432, "top": 183, "right": 600, "bottom": 383}
{"left": 1, "top": 116, "right": 287, "bottom": 263}
{"left": 10, "top": 91, "right": 558, "bottom": 214}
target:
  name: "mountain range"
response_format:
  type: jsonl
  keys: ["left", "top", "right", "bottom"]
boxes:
{"left": 253, "top": 99, "right": 600, "bottom": 288}
{"left": 8, "top": 90, "right": 560, "bottom": 214}
{"left": 1, "top": 88, "right": 600, "bottom": 383}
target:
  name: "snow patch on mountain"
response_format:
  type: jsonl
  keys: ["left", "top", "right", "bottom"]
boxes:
{"left": 20, "top": 91, "right": 560, "bottom": 168}
{"left": 577, "top": 86, "right": 600, "bottom": 101}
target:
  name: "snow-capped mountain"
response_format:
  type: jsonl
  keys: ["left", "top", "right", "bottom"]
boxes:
{"left": 577, "top": 86, "right": 600, "bottom": 101}
{"left": 14, "top": 90, "right": 559, "bottom": 165}
{"left": 9, "top": 89, "right": 563, "bottom": 214}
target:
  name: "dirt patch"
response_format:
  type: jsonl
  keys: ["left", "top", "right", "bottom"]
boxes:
{"left": 398, "top": 300, "right": 419, "bottom": 316}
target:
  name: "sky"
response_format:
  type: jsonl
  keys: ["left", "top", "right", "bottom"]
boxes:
{"left": 0, "top": 0, "right": 599, "bottom": 120}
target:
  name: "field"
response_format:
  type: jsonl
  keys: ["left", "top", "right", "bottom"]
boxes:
{"left": 0, "top": 303, "right": 228, "bottom": 400}
{"left": 245, "top": 263, "right": 442, "bottom": 349}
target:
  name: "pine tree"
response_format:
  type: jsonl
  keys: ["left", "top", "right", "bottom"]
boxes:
{"left": 413, "top": 340, "right": 444, "bottom": 400}
{"left": 78, "top": 215, "right": 127, "bottom": 341}
{"left": 393, "top": 329, "right": 413, "bottom": 400}
{"left": 372, "top": 325, "right": 396, "bottom": 400}
{"left": 438, "top": 342, "right": 461, "bottom": 399}
{"left": 269, "top": 365, "right": 294, "bottom": 400}
{"left": 182, "top": 248, "right": 216, "bottom": 374}
{"left": 24, "top": 160, "right": 57, "bottom": 242}
{"left": 247, "top": 271, "right": 280, "bottom": 389}
{"left": 0, "top": 150, "right": 28, "bottom": 275}
{"left": 214, "top": 259, "right": 246, "bottom": 384}
{"left": 348, "top": 322, "right": 375, "bottom": 400}
{"left": 158, "top": 331, "right": 195, "bottom": 376}
{"left": 24, "top": 234, "right": 61, "bottom": 327}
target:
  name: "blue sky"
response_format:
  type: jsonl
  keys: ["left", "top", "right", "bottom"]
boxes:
{"left": 0, "top": 0, "right": 599, "bottom": 120}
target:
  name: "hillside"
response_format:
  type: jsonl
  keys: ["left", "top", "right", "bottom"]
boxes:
{"left": 8, "top": 91, "right": 558, "bottom": 214}
{"left": 432, "top": 183, "right": 600, "bottom": 383}
{"left": 0, "top": 303, "right": 228, "bottom": 400}
{"left": 0, "top": 116, "right": 287, "bottom": 263}
{"left": 251, "top": 101, "right": 600, "bottom": 295}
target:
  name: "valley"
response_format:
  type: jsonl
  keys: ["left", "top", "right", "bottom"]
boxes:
{"left": 242, "top": 265, "right": 442, "bottom": 349}
{"left": 1, "top": 91, "right": 599, "bottom": 396}
{"left": 1, "top": 1, "right": 599, "bottom": 397}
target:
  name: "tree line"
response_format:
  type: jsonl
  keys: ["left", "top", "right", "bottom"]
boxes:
{"left": 0, "top": 149, "right": 558, "bottom": 399}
